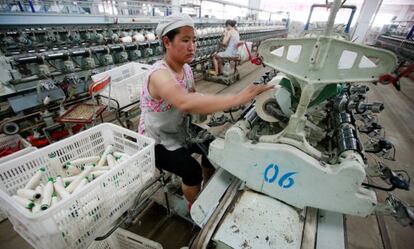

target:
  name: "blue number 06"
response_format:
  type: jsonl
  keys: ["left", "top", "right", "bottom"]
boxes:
{"left": 263, "top": 163, "right": 297, "bottom": 189}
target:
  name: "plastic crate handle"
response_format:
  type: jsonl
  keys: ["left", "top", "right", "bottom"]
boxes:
{"left": 89, "top": 75, "right": 111, "bottom": 97}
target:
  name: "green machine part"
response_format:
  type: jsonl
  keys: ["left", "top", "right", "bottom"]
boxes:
{"left": 279, "top": 77, "right": 339, "bottom": 108}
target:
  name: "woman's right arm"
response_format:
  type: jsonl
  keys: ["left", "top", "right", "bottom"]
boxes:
{"left": 222, "top": 31, "right": 231, "bottom": 46}
{"left": 149, "top": 69, "right": 273, "bottom": 114}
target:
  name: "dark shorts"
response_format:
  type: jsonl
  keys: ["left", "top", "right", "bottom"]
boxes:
{"left": 155, "top": 141, "right": 215, "bottom": 186}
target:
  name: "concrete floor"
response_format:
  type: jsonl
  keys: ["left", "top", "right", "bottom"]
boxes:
{"left": 0, "top": 63, "right": 413, "bottom": 249}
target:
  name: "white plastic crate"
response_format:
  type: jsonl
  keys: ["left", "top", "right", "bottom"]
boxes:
{"left": 92, "top": 63, "right": 151, "bottom": 108}
{"left": 88, "top": 228, "right": 163, "bottom": 249}
{"left": 0, "top": 134, "right": 36, "bottom": 164}
{"left": 238, "top": 41, "right": 252, "bottom": 62}
{"left": 0, "top": 134, "right": 36, "bottom": 222}
{"left": 0, "top": 123, "right": 155, "bottom": 249}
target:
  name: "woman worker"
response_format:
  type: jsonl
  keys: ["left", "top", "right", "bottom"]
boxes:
{"left": 139, "top": 14, "right": 272, "bottom": 205}
{"left": 211, "top": 19, "right": 240, "bottom": 76}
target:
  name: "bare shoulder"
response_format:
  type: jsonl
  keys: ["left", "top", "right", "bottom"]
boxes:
{"left": 149, "top": 69, "right": 173, "bottom": 87}
{"left": 147, "top": 68, "right": 176, "bottom": 99}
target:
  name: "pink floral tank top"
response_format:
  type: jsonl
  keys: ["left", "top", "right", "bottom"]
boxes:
{"left": 138, "top": 60, "right": 194, "bottom": 137}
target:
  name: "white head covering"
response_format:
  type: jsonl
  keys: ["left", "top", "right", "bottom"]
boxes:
{"left": 156, "top": 13, "right": 194, "bottom": 39}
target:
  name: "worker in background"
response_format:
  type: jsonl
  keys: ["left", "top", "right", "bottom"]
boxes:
{"left": 210, "top": 19, "right": 240, "bottom": 76}
{"left": 138, "top": 14, "right": 272, "bottom": 206}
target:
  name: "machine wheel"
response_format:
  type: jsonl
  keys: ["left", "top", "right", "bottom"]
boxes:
{"left": 2, "top": 122, "right": 19, "bottom": 135}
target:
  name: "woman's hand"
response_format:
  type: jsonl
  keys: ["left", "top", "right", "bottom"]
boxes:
{"left": 236, "top": 83, "right": 274, "bottom": 105}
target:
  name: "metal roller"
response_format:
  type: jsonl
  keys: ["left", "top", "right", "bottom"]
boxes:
{"left": 336, "top": 126, "right": 361, "bottom": 155}
{"left": 335, "top": 112, "right": 354, "bottom": 126}
{"left": 70, "top": 49, "right": 89, "bottom": 57}
{"left": 348, "top": 85, "right": 370, "bottom": 95}
{"left": 244, "top": 107, "right": 258, "bottom": 127}
{"left": 92, "top": 47, "right": 107, "bottom": 54}
{"left": 45, "top": 52, "right": 68, "bottom": 60}
{"left": 15, "top": 55, "right": 42, "bottom": 64}
{"left": 108, "top": 45, "right": 123, "bottom": 52}
{"left": 124, "top": 44, "right": 138, "bottom": 50}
